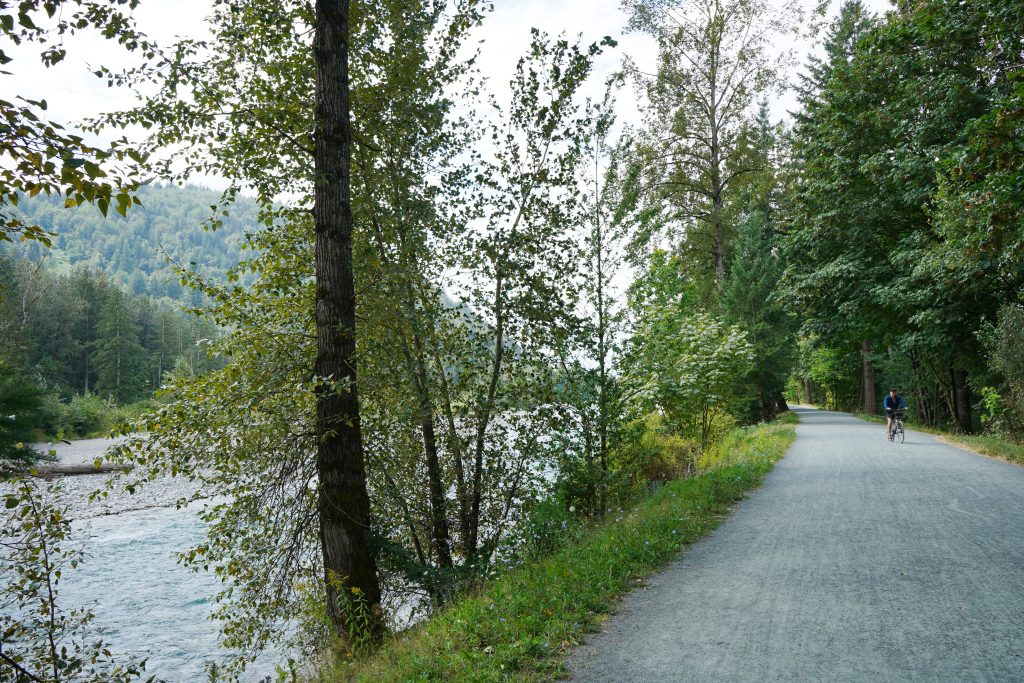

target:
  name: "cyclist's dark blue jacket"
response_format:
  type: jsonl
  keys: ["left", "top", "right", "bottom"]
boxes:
{"left": 883, "top": 395, "right": 908, "bottom": 411}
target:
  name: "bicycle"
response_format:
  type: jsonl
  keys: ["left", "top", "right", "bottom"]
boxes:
{"left": 889, "top": 411, "right": 905, "bottom": 443}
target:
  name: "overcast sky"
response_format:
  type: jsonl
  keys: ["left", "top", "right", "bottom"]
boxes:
{"left": 6, "top": 0, "right": 894, "bottom": 189}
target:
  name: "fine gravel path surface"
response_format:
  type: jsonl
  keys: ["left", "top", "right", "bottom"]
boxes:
{"left": 568, "top": 407, "right": 1024, "bottom": 682}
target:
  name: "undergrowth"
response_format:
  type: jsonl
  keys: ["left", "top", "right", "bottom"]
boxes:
{"left": 335, "top": 416, "right": 797, "bottom": 682}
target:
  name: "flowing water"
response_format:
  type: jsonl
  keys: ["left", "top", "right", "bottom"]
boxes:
{"left": 9, "top": 428, "right": 544, "bottom": 681}
{"left": 6, "top": 440, "right": 283, "bottom": 682}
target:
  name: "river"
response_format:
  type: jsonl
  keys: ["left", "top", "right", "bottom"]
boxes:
{"left": 7, "top": 439, "right": 283, "bottom": 682}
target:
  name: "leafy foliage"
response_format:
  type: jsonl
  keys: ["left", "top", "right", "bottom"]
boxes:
{"left": 981, "top": 305, "right": 1024, "bottom": 438}
{"left": 0, "top": 0, "right": 148, "bottom": 245}
{"left": 95, "top": 0, "right": 625, "bottom": 669}
{"left": 11, "top": 0, "right": 1021, "bottom": 677}
{"left": 781, "top": 0, "right": 1024, "bottom": 434}
{"left": 622, "top": 0, "right": 798, "bottom": 289}
{"left": 341, "top": 417, "right": 795, "bottom": 682}
{"left": 626, "top": 300, "right": 754, "bottom": 448}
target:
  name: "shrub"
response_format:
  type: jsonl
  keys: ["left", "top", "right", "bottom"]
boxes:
{"left": 36, "top": 391, "right": 69, "bottom": 436}
{"left": 63, "top": 393, "right": 112, "bottom": 437}
{"left": 31, "top": 392, "right": 149, "bottom": 440}
{"left": 626, "top": 311, "right": 753, "bottom": 447}
{"left": 615, "top": 414, "right": 698, "bottom": 487}
{"left": 983, "top": 304, "right": 1024, "bottom": 438}
{"left": 513, "top": 496, "right": 585, "bottom": 563}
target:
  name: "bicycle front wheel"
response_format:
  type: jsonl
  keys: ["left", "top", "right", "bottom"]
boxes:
{"left": 896, "top": 422, "right": 905, "bottom": 443}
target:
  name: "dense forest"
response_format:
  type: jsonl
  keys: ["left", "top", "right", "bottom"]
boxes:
{"left": 0, "top": 253, "right": 222, "bottom": 434}
{"left": 0, "top": 183, "right": 250, "bottom": 438}
{"left": 1, "top": 0, "right": 1022, "bottom": 681}
{"left": 784, "top": 0, "right": 1024, "bottom": 437}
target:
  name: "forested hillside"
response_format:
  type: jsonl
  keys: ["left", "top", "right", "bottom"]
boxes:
{"left": 0, "top": 184, "right": 241, "bottom": 436}
{"left": 7, "top": 183, "right": 259, "bottom": 302}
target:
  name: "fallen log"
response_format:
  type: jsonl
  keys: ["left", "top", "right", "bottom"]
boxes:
{"left": 37, "top": 463, "right": 131, "bottom": 477}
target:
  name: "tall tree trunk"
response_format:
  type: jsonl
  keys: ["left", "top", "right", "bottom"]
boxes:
{"left": 944, "top": 367, "right": 959, "bottom": 427}
{"left": 468, "top": 270, "right": 504, "bottom": 558}
{"left": 909, "top": 351, "right": 930, "bottom": 426}
{"left": 709, "top": 50, "right": 725, "bottom": 286}
{"left": 393, "top": 306, "right": 455, "bottom": 572}
{"left": 404, "top": 290, "right": 453, "bottom": 570}
{"left": 861, "top": 340, "right": 876, "bottom": 414}
{"left": 157, "top": 314, "right": 163, "bottom": 386}
{"left": 953, "top": 368, "right": 973, "bottom": 434}
{"left": 313, "top": 0, "right": 382, "bottom": 640}
{"left": 364, "top": 194, "right": 456, "bottom": 573}
{"left": 432, "top": 345, "right": 471, "bottom": 555}
{"left": 594, "top": 139, "right": 608, "bottom": 513}
{"left": 417, "top": 398, "right": 454, "bottom": 569}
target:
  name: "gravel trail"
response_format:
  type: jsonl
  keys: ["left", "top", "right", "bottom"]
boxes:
{"left": 568, "top": 407, "right": 1024, "bottom": 682}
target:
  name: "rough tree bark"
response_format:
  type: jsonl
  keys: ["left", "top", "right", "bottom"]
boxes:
{"left": 313, "top": 0, "right": 382, "bottom": 639}
{"left": 861, "top": 340, "right": 876, "bottom": 414}
{"left": 953, "top": 368, "right": 973, "bottom": 434}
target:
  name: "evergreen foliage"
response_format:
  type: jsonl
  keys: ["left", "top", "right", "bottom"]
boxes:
{"left": 721, "top": 208, "right": 795, "bottom": 421}
{"left": 0, "top": 250, "right": 221, "bottom": 417}
{"left": 0, "top": 361, "right": 46, "bottom": 477}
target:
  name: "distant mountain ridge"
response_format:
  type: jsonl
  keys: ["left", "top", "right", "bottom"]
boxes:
{"left": 5, "top": 184, "right": 260, "bottom": 303}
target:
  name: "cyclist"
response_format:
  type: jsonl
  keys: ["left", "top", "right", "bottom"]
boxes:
{"left": 884, "top": 388, "right": 908, "bottom": 440}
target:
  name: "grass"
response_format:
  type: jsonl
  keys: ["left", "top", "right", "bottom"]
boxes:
{"left": 853, "top": 411, "right": 1024, "bottom": 466}
{"left": 336, "top": 416, "right": 797, "bottom": 682}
